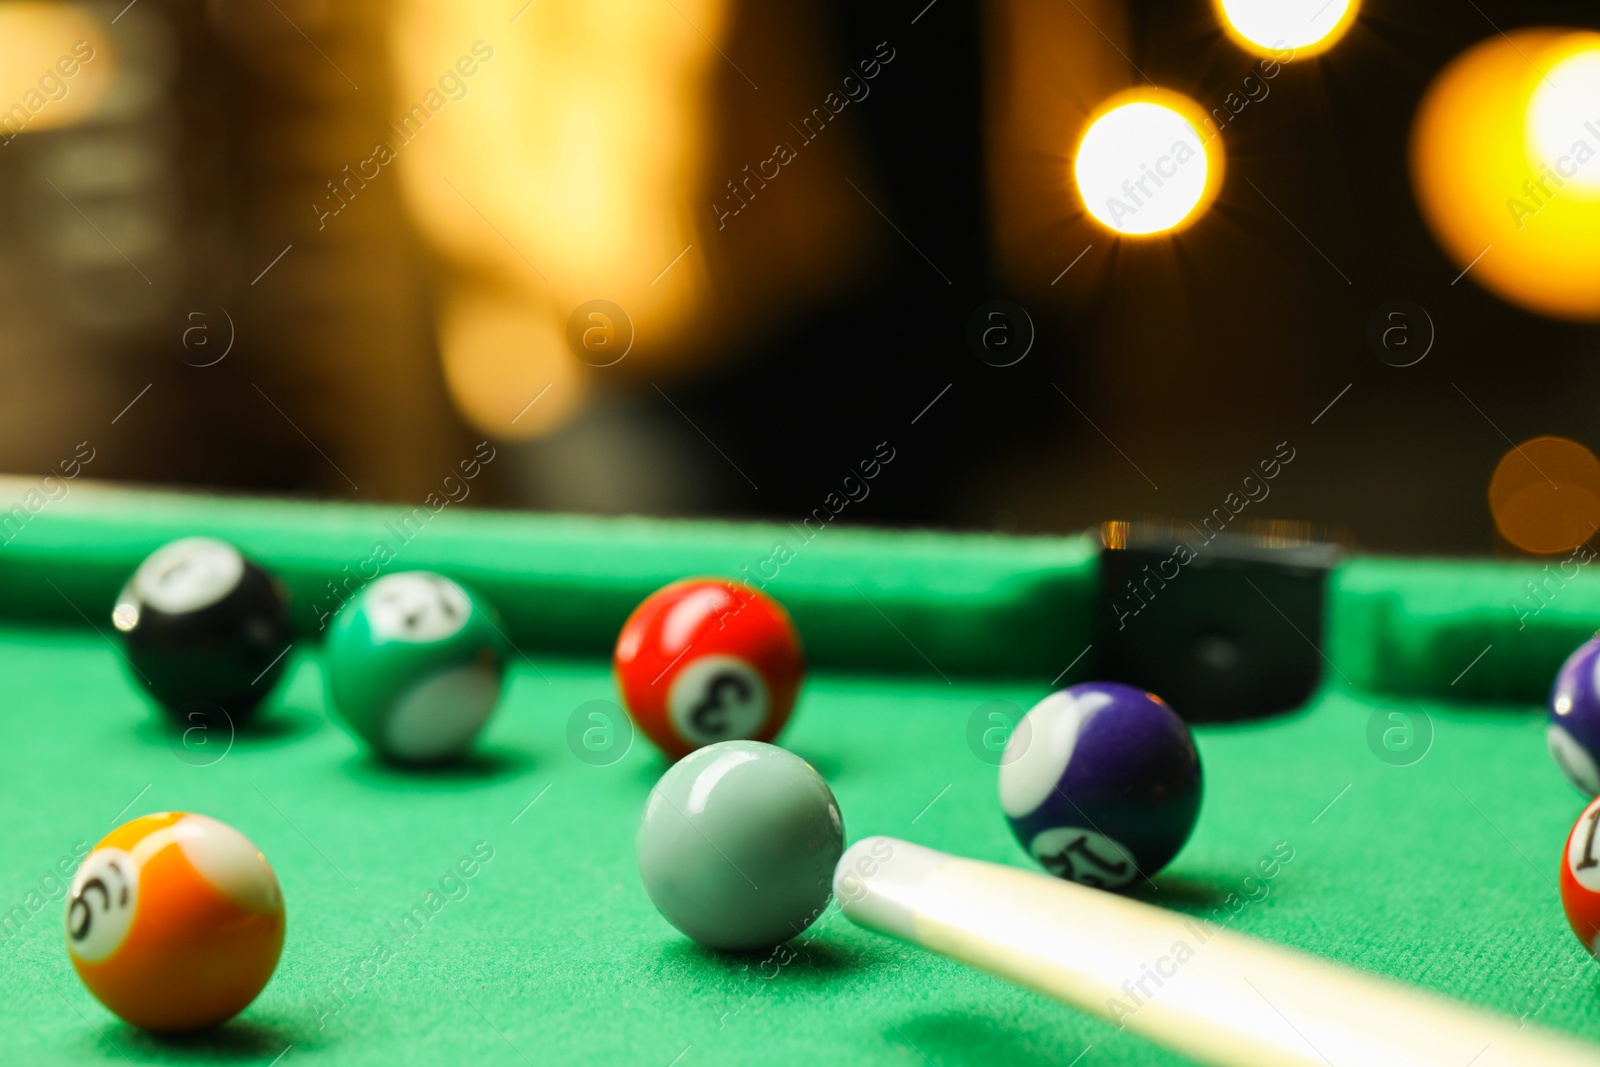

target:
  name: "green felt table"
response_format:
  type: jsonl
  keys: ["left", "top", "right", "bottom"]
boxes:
{"left": 2, "top": 481, "right": 1599, "bottom": 1066}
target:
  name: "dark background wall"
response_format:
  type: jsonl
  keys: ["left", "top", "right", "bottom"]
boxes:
{"left": 0, "top": 0, "right": 1592, "bottom": 555}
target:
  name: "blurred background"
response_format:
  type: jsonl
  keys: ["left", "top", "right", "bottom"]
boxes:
{"left": 3, "top": 0, "right": 1600, "bottom": 555}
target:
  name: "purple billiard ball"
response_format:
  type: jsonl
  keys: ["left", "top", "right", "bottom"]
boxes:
{"left": 999, "top": 682, "right": 1201, "bottom": 889}
{"left": 1550, "top": 637, "right": 1600, "bottom": 796}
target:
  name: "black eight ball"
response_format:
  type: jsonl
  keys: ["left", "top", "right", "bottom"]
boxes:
{"left": 112, "top": 537, "right": 292, "bottom": 723}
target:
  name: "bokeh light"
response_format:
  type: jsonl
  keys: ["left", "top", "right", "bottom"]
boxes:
{"left": 1412, "top": 30, "right": 1600, "bottom": 320}
{"left": 0, "top": 2, "right": 113, "bottom": 134}
{"left": 1074, "top": 91, "right": 1221, "bottom": 237}
{"left": 438, "top": 291, "right": 585, "bottom": 440}
{"left": 389, "top": 0, "right": 713, "bottom": 438}
{"left": 1526, "top": 43, "right": 1600, "bottom": 201}
{"left": 1214, "top": 0, "right": 1359, "bottom": 58}
{"left": 1488, "top": 436, "right": 1600, "bottom": 555}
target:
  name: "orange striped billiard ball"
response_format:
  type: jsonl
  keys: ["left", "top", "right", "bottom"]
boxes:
{"left": 614, "top": 578, "right": 805, "bottom": 760}
{"left": 65, "top": 812, "right": 285, "bottom": 1031}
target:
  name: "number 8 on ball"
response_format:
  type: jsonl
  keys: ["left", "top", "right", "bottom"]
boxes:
{"left": 613, "top": 578, "right": 805, "bottom": 760}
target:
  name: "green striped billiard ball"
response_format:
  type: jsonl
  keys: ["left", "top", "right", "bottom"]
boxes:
{"left": 325, "top": 571, "right": 506, "bottom": 764}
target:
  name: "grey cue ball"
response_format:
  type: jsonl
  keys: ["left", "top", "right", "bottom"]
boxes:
{"left": 637, "top": 740, "right": 845, "bottom": 951}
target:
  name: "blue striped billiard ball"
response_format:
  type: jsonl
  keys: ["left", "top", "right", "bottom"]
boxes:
{"left": 999, "top": 682, "right": 1202, "bottom": 889}
{"left": 1550, "top": 636, "right": 1600, "bottom": 796}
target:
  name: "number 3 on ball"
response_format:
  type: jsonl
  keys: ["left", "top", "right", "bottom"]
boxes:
{"left": 614, "top": 578, "right": 805, "bottom": 760}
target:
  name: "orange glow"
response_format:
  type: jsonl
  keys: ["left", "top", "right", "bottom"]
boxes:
{"left": 0, "top": 3, "right": 113, "bottom": 135}
{"left": 1101, "top": 520, "right": 1130, "bottom": 550}
{"left": 1489, "top": 437, "right": 1600, "bottom": 554}
{"left": 438, "top": 290, "right": 585, "bottom": 440}
{"left": 1074, "top": 89, "right": 1224, "bottom": 238}
{"left": 983, "top": 0, "right": 1132, "bottom": 297}
{"left": 1213, "top": 0, "right": 1360, "bottom": 59}
{"left": 1525, "top": 41, "right": 1600, "bottom": 200}
{"left": 388, "top": 0, "right": 719, "bottom": 436}
{"left": 1412, "top": 31, "right": 1600, "bottom": 320}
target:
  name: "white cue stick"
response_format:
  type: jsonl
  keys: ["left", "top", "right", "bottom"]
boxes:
{"left": 834, "top": 837, "right": 1599, "bottom": 1067}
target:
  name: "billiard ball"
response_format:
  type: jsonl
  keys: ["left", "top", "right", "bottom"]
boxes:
{"left": 613, "top": 578, "right": 804, "bottom": 760}
{"left": 65, "top": 812, "right": 285, "bottom": 1031}
{"left": 112, "top": 537, "right": 292, "bottom": 723}
{"left": 325, "top": 571, "right": 505, "bottom": 764}
{"left": 1549, "top": 636, "right": 1600, "bottom": 796}
{"left": 998, "top": 682, "right": 1202, "bottom": 889}
{"left": 1561, "top": 793, "right": 1600, "bottom": 956}
{"left": 637, "top": 740, "right": 843, "bottom": 950}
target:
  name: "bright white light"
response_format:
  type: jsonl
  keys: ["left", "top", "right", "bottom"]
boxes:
{"left": 1075, "top": 100, "right": 1211, "bottom": 236}
{"left": 1216, "top": 0, "right": 1355, "bottom": 55}
{"left": 1527, "top": 48, "right": 1600, "bottom": 198}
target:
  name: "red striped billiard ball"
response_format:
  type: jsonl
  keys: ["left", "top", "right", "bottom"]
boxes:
{"left": 1561, "top": 793, "right": 1600, "bottom": 957}
{"left": 613, "top": 578, "right": 805, "bottom": 760}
